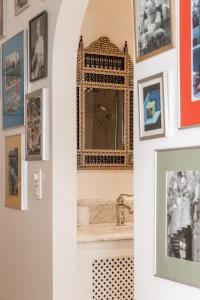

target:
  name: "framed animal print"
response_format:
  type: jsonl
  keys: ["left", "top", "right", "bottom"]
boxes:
{"left": 25, "top": 88, "right": 49, "bottom": 161}
{"left": 155, "top": 146, "right": 200, "bottom": 288}
{"left": 133, "top": 0, "right": 174, "bottom": 62}
{"left": 15, "top": 0, "right": 30, "bottom": 15}
{"left": 138, "top": 72, "right": 168, "bottom": 140}
{"left": 5, "top": 134, "right": 27, "bottom": 210}
{"left": 2, "top": 30, "right": 26, "bottom": 129}
{"left": 29, "top": 11, "right": 48, "bottom": 82}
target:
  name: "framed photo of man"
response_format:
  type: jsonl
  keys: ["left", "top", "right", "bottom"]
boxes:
{"left": 29, "top": 11, "right": 48, "bottom": 82}
{"left": 133, "top": 0, "right": 174, "bottom": 62}
{"left": 15, "top": 0, "right": 30, "bottom": 15}
{"left": 0, "top": 0, "right": 6, "bottom": 39}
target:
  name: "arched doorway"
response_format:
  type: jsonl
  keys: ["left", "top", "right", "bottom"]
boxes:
{"left": 52, "top": 0, "right": 134, "bottom": 299}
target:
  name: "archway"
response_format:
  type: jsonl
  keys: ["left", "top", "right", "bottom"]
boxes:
{"left": 52, "top": 1, "right": 89, "bottom": 299}
{"left": 52, "top": 0, "right": 134, "bottom": 299}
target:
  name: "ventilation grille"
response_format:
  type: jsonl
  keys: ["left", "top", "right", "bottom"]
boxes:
{"left": 92, "top": 256, "right": 134, "bottom": 300}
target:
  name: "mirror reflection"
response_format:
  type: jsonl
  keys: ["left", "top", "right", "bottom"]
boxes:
{"left": 85, "top": 88, "right": 124, "bottom": 150}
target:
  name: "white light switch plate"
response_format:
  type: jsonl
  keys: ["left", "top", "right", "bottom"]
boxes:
{"left": 34, "top": 169, "right": 42, "bottom": 200}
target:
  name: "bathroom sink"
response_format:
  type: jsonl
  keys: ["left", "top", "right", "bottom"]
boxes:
{"left": 77, "top": 222, "right": 133, "bottom": 243}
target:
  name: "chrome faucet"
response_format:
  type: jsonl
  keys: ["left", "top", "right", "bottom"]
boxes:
{"left": 116, "top": 194, "right": 133, "bottom": 226}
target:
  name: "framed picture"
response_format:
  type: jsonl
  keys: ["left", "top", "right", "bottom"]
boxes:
{"left": 15, "top": 0, "right": 30, "bottom": 15}
{"left": 5, "top": 134, "right": 27, "bottom": 210}
{"left": 155, "top": 146, "right": 200, "bottom": 288}
{"left": 0, "top": 0, "right": 6, "bottom": 39}
{"left": 25, "top": 88, "right": 49, "bottom": 161}
{"left": 2, "top": 30, "right": 26, "bottom": 129}
{"left": 179, "top": 0, "right": 200, "bottom": 128}
{"left": 138, "top": 72, "right": 167, "bottom": 140}
{"left": 133, "top": 0, "right": 174, "bottom": 62}
{"left": 29, "top": 11, "right": 48, "bottom": 82}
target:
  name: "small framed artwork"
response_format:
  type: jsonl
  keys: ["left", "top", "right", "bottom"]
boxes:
{"left": 2, "top": 30, "right": 27, "bottom": 129}
{"left": 138, "top": 72, "right": 167, "bottom": 140}
{"left": 0, "top": 0, "right": 6, "bottom": 39}
{"left": 133, "top": 0, "right": 174, "bottom": 62}
{"left": 155, "top": 146, "right": 200, "bottom": 288}
{"left": 179, "top": 0, "right": 200, "bottom": 128}
{"left": 5, "top": 134, "right": 27, "bottom": 210}
{"left": 15, "top": 0, "right": 30, "bottom": 15}
{"left": 29, "top": 11, "right": 48, "bottom": 82}
{"left": 25, "top": 88, "right": 49, "bottom": 161}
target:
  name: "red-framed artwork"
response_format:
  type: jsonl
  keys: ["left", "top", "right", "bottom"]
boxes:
{"left": 180, "top": 0, "right": 200, "bottom": 128}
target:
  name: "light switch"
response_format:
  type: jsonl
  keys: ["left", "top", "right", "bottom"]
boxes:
{"left": 34, "top": 169, "right": 42, "bottom": 200}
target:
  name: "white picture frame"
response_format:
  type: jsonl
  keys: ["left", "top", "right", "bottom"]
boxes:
{"left": 15, "top": 0, "right": 30, "bottom": 16}
{"left": 138, "top": 72, "right": 168, "bottom": 140}
{"left": 25, "top": 88, "right": 49, "bottom": 161}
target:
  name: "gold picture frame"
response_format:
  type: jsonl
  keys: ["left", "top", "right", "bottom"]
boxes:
{"left": 133, "top": 0, "right": 174, "bottom": 62}
{"left": 5, "top": 134, "right": 27, "bottom": 210}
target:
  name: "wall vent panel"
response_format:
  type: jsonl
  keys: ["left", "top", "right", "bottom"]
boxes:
{"left": 92, "top": 256, "right": 134, "bottom": 300}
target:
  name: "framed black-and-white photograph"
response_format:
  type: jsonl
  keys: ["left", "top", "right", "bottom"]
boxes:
{"left": 0, "top": 0, "right": 6, "bottom": 39}
{"left": 155, "top": 147, "right": 200, "bottom": 288}
{"left": 25, "top": 88, "right": 49, "bottom": 161}
{"left": 29, "top": 11, "right": 48, "bottom": 82}
{"left": 133, "top": 0, "right": 174, "bottom": 62}
{"left": 138, "top": 72, "right": 168, "bottom": 140}
{"left": 15, "top": 0, "right": 30, "bottom": 15}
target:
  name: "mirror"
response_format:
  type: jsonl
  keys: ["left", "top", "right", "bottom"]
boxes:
{"left": 85, "top": 88, "right": 124, "bottom": 150}
{"left": 77, "top": 36, "right": 133, "bottom": 170}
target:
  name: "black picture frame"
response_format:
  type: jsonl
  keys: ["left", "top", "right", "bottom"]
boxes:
{"left": 29, "top": 10, "right": 48, "bottom": 82}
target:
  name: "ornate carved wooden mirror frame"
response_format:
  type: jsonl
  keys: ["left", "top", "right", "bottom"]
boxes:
{"left": 77, "top": 36, "right": 133, "bottom": 170}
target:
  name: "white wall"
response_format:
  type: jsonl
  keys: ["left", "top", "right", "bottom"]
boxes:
{"left": 134, "top": 0, "right": 200, "bottom": 299}
{"left": 2, "top": 1, "right": 200, "bottom": 300}
{"left": 0, "top": 1, "right": 62, "bottom": 300}
{"left": 78, "top": 0, "right": 134, "bottom": 201}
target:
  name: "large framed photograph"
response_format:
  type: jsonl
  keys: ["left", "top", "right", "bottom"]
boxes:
{"left": 5, "top": 134, "right": 27, "bottom": 210}
{"left": 155, "top": 147, "right": 200, "bottom": 288}
{"left": 25, "top": 88, "right": 49, "bottom": 161}
{"left": 15, "top": 0, "right": 30, "bottom": 15}
{"left": 0, "top": 0, "right": 6, "bottom": 39}
{"left": 138, "top": 72, "right": 167, "bottom": 140}
{"left": 2, "top": 31, "right": 26, "bottom": 129}
{"left": 133, "top": 0, "right": 174, "bottom": 62}
{"left": 179, "top": 0, "right": 200, "bottom": 128}
{"left": 29, "top": 11, "right": 48, "bottom": 82}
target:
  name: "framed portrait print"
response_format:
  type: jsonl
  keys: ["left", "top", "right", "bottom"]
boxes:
{"left": 179, "top": 0, "right": 200, "bottom": 128}
{"left": 25, "top": 88, "right": 49, "bottom": 161}
{"left": 2, "top": 31, "right": 26, "bottom": 129}
{"left": 15, "top": 0, "right": 30, "bottom": 15}
{"left": 29, "top": 11, "right": 48, "bottom": 82}
{"left": 133, "top": 0, "right": 174, "bottom": 62}
{"left": 155, "top": 147, "right": 200, "bottom": 288}
{"left": 138, "top": 72, "right": 167, "bottom": 140}
{"left": 0, "top": 0, "right": 6, "bottom": 39}
{"left": 5, "top": 134, "right": 27, "bottom": 210}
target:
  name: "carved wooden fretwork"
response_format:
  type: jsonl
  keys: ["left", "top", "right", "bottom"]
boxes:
{"left": 77, "top": 36, "right": 134, "bottom": 170}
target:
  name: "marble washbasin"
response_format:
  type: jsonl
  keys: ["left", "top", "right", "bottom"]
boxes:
{"left": 77, "top": 222, "right": 133, "bottom": 243}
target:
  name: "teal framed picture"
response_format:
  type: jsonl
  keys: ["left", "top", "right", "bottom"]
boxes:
{"left": 2, "top": 31, "right": 26, "bottom": 129}
{"left": 155, "top": 147, "right": 200, "bottom": 288}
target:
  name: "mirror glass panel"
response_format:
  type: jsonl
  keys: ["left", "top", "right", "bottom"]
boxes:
{"left": 85, "top": 88, "right": 124, "bottom": 150}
